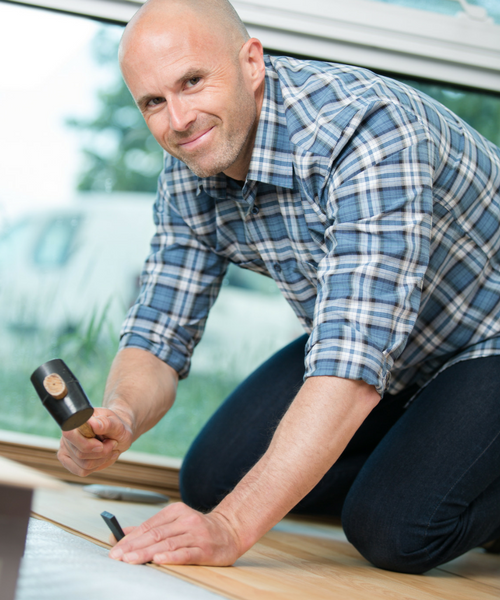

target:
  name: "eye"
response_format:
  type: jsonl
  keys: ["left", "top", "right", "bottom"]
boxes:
{"left": 147, "top": 97, "right": 165, "bottom": 107}
{"left": 186, "top": 77, "right": 201, "bottom": 88}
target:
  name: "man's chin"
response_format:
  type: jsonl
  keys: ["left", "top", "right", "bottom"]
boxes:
{"left": 186, "top": 163, "right": 222, "bottom": 179}
{"left": 173, "top": 143, "right": 240, "bottom": 178}
{"left": 182, "top": 157, "right": 229, "bottom": 179}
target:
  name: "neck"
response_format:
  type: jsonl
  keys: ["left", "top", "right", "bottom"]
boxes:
{"left": 223, "top": 78, "right": 265, "bottom": 181}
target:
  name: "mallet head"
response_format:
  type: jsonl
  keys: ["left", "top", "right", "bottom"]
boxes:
{"left": 31, "top": 359, "right": 97, "bottom": 437}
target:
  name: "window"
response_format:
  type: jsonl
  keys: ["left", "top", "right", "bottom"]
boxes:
{"left": 1, "top": 0, "right": 499, "bottom": 460}
{"left": 367, "top": 0, "right": 500, "bottom": 23}
{"left": 33, "top": 216, "right": 82, "bottom": 268}
{"left": 0, "top": 2, "right": 301, "bottom": 457}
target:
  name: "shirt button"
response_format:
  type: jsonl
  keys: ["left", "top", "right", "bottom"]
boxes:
{"left": 274, "top": 263, "right": 282, "bottom": 273}
{"left": 251, "top": 206, "right": 259, "bottom": 215}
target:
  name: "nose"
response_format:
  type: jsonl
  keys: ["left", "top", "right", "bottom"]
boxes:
{"left": 167, "top": 96, "right": 196, "bottom": 132}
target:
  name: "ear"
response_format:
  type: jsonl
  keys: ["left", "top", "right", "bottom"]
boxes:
{"left": 240, "top": 38, "right": 265, "bottom": 93}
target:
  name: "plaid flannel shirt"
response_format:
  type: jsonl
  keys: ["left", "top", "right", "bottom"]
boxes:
{"left": 120, "top": 55, "right": 500, "bottom": 396}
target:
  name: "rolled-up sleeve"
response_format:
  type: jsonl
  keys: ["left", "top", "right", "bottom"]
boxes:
{"left": 120, "top": 165, "right": 228, "bottom": 378}
{"left": 304, "top": 109, "right": 435, "bottom": 395}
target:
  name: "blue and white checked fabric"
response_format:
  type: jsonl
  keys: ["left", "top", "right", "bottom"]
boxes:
{"left": 120, "top": 55, "right": 500, "bottom": 396}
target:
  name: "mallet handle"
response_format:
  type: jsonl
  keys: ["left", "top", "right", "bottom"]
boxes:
{"left": 78, "top": 421, "right": 97, "bottom": 438}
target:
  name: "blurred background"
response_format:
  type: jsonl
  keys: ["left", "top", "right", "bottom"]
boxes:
{"left": 0, "top": 0, "right": 499, "bottom": 457}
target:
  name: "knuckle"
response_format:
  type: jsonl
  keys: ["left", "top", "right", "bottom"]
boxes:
{"left": 57, "top": 448, "right": 94, "bottom": 477}
{"left": 168, "top": 502, "right": 184, "bottom": 515}
{"left": 149, "top": 527, "right": 164, "bottom": 544}
{"left": 78, "top": 458, "right": 93, "bottom": 471}
{"left": 73, "top": 464, "right": 91, "bottom": 477}
{"left": 139, "top": 520, "right": 153, "bottom": 534}
{"left": 162, "top": 538, "right": 176, "bottom": 552}
{"left": 73, "top": 449, "right": 87, "bottom": 460}
{"left": 184, "top": 511, "right": 202, "bottom": 527}
{"left": 181, "top": 548, "right": 195, "bottom": 564}
{"left": 75, "top": 458, "right": 98, "bottom": 476}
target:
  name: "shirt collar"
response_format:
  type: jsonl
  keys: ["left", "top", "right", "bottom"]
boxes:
{"left": 197, "top": 55, "right": 294, "bottom": 199}
{"left": 246, "top": 56, "right": 294, "bottom": 190}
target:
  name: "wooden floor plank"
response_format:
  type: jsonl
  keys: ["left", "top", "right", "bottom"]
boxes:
{"left": 272, "top": 520, "right": 500, "bottom": 597}
{"left": 275, "top": 514, "right": 500, "bottom": 596}
{"left": 0, "top": 430, "right": 181, "bottom": 497}
{"left": 32, "top": 486, "right": 500, "bottom": 600}
{"left": 438, "top": 550, "right": 500, "bottom": 590}
{"left": 234, "top": 532, "right": 499, "bottom": 600}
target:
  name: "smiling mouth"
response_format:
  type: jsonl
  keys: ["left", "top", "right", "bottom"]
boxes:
{"left": 178, "top": 127, "right": 214, "bottom": 148}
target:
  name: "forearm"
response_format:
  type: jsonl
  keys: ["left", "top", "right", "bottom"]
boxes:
{"left": 58, "top": 347, "right": 178, "bottom": 477}
{"left": 108, "top": 374, "right": 381, "bottom": 566}
{"left": 213, "top": 375, "right": 380, "bottom": 553}
{"left": 103, "top": 347, "right": 179, "bottom": 441}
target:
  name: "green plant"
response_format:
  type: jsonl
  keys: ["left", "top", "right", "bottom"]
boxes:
{"left": 0, "top": 300, "right": 243, "bottom": 457}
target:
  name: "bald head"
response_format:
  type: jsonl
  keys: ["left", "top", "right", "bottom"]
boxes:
{"left": 118, "top": 0, "right": 265, "bottom": 180}
{"left": 120, "top": 0, "right": 249, "bottom": 65}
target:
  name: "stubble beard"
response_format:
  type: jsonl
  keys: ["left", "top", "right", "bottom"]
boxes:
{"left": 179, "top": 125, "right": 251, "bottom": 179}
{"left": 171, "top": 86, "right": 257, "bottom": 179}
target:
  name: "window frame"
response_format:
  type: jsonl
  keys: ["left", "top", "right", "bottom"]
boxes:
{"left": 3, "top": 0, "right": 500, "bottom": 91}
{"left": 0, "top": 0, "right": 499, "bottom": 489}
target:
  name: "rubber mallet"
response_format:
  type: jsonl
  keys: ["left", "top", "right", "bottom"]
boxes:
{"left": 31, "top": 359, "right": 101, "bottom": 439}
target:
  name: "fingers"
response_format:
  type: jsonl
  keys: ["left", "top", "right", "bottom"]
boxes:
{"left": 108, "top": 503, "right": 240, "bottom": 566}
{"left": 109, "top": 526, "right": 137, "bottom": 547}
{"left": 57, "top": 438, "right": 120, "bottom": 476}
{"left": 118, "top": 503, "right": 184, "bottom": 542}
{"left": 109, "top": 504, "right": 184, "bottom": 558}
{"left": 153, "top": 546, "right": 204, "bottom": 565}
{"left": 57, "top": 407, "right": 133, "bottom": 476}
{"left": 113, "top": 533, "right": 199, "bottom": 565}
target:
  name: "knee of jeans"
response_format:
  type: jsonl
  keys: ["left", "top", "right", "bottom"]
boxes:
{"left": 342, "top": 489, "right": 435, "bottom": 574}
{"left": 179, "top": 447, "right": 221, "bottom": 512}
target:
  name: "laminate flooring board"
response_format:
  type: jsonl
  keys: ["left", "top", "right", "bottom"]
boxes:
{"left": 17, "top": 518, "right": 225, "bottom": 600}
{"left": 0, "top": 430, "right": 181, "bottom": 497}
{"left": 33, "top": 485, "right": 166, "bottom": 542}
{"left": 32, "top": 486, "right": 500, "bottom": 600}
{"left": 438, "top": 551, "right": 500, "bottom": 590}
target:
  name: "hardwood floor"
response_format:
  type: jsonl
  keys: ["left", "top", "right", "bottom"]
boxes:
{"left": 32, "top": 485, "right": 500, "bottom": 600}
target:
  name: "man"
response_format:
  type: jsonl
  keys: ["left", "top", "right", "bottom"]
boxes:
{"left": 58, "top": 0, "right": 500, "bottom": 572}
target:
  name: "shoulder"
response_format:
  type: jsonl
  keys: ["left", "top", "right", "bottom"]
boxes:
{"left": 266, "top": 56, "right": 448, "bottom": 168}
{"left": 268, "top": 55, "right": 438, "bottom": 121}
{"left": 268, "top": 55, "right": 395, "bottom": 115}
{"left": 267, "top": 57, "right": 398, "bottom": 155}
{"left": 269, "top": 55, "right": 379, "bottom": 94}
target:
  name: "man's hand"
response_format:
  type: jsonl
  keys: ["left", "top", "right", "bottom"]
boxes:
{"left": 57, "top": 348, "right": 178, "bottom": 478}
{"left": 108, "top": 376, "right": 379, "bottom": 567}
{"left": 109, "top": 503, "right": 241, "bottom": 566}
{"left": 57, "top": 407, "right": 133, "bottom": 477}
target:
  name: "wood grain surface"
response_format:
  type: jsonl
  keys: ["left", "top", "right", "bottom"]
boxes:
{"left": 32, "top": 486, "right": 500, "bottom": 600}
{"left": 0, "top": 430, "right": 181, "bottom": 497}
{"left": 0, "top": 456, "right": 65, "bottom": 491}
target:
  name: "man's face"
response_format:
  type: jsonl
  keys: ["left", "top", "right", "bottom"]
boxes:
{"left": 121, "top": 20, "right": 259, "bottom": 180}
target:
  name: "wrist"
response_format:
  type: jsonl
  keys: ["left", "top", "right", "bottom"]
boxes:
{"left": 209, "top": 505, "right": 252, "bottom": 556}
{"left": 102, "top": 399, "right": 136, "bottom": 439}
{"left": 210, "top": 481, "right": 275, "bottom": 554}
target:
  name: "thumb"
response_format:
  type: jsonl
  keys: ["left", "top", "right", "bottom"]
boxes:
{"left": 88, "top": 415, "right": 106, "bottom": 435}
{"left": 88, "top": 412, "right": 130, "bottom": 442}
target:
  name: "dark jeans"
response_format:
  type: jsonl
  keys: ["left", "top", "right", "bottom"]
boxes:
{"left": 180, "top": 334, "right": 500, "bottom": 573}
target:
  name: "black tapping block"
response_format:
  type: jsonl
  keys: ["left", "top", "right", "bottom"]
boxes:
{"left": 101, "top": 511, "right": 126, "bottom": 541}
